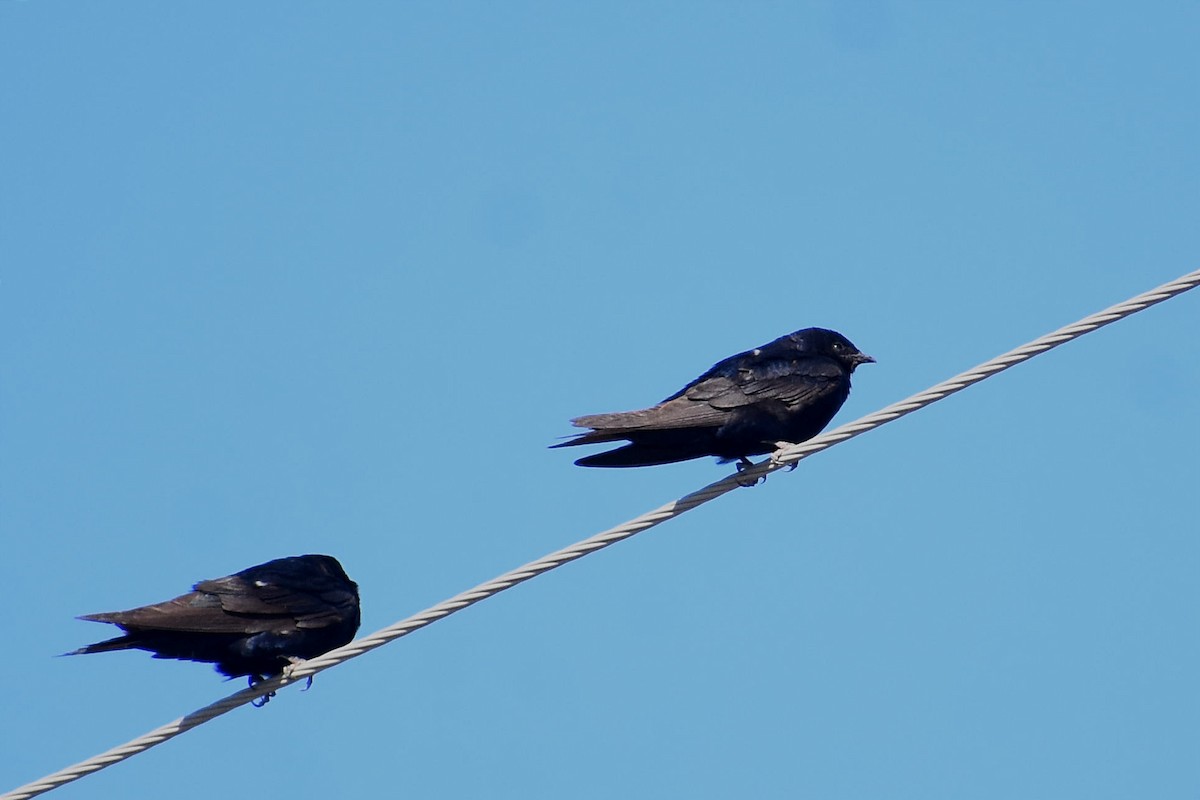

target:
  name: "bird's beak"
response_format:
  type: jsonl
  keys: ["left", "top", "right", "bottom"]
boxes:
{"left": 855, "top": 353, "right": 876, "bottom": 365}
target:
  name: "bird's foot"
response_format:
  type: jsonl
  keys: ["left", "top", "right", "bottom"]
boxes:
{"left": 248, "top": 675, "right": 275, "bottom": 708}
{"left": 283, "top": 657, "right": 315, "bottom": 692}
{"left": 770, "top": 443, "right": 799, "bottom": 471}
{"left": 735, "top": 458, "right": 766, "bottom": 487}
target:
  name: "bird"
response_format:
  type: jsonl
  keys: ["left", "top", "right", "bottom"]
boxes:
{"left": 553, "top": 327, "right": 874, "bottom": 467}
{"left": 67, "top": 554, "right": 361, "bottom": 692}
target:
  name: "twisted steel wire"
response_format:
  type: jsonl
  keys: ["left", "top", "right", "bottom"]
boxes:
{"left": 4, "top": 267, "right": 1198, "bottom": 800}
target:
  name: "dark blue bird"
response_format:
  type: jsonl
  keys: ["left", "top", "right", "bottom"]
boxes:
{"left": 554, "top": 327, "right": 874, "bottom": 467}
{"left": 67, "top": 555, "right": 360, "bottom": 684}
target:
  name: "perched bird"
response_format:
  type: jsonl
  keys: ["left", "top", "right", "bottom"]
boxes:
{"left": 554, "top": 327, "right": 874, "bottom": 467}
{"left": 67, "top": 554, "right": 361, "bottom": 689}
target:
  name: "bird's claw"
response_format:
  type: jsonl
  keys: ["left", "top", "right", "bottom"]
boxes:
{"left": 735, "top": 458, "right": 766, "bottom": 487}
{"left": 770, "top": 443, "right": 799, "bottom": 471}
{"left": 248, "top": 675, "right": 275, "bottom": 708}
{"left": 250, "top": 693, "right": 274, "bottom": 708}
{"left": 282, "top": 657, "right": 314, "bottom": 692}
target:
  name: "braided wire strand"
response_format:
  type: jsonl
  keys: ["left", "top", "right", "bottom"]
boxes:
{"left": 4, "top": 267, "right": 1198, "bottom": 800}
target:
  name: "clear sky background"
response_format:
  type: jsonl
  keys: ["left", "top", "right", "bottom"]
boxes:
{"left": 2, "top": 3, "right": 1198, "bottom": 798}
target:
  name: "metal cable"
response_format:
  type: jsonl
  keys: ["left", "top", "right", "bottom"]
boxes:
{"left": 5, "top": 267, "right": 1198, "bottom": 800}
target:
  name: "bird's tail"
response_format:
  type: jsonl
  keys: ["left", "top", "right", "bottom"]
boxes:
{"left": 61, "top": 633, "right": 136, "bottom": 657}
{"left": 62, "top": 612, "right": 140, "bottom": 656}
{"left": 572, "top": 442, "right": 710, "bottom": 468}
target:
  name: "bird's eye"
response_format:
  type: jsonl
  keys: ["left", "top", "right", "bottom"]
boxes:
{"left": 832, "top": 341, "right": 845, "bottom": 351}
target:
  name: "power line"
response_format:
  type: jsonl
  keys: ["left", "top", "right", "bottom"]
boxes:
{"left": 5, "top": 267, "right": 1198, "bottom": 800}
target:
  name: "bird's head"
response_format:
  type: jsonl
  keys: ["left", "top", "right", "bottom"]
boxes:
{"left": 788, "top": 327, "right": 876, "bottom": 372}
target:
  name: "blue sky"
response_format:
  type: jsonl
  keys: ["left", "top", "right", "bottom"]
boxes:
{"left": 2, "top": 3, "right": 1198, "bottom": 798}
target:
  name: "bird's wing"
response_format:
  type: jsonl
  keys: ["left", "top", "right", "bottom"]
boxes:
{"left": 684, "top": 358, "right": 845, "bottom": 409}
{"left": 79, "top": 591, "right": 282, "bottom": 634}
{"left": 195, "top": 573, "right": 355, "bottom": 628}
{"left": 569, "top": 359, "right": 844, "bottom": 434}
{"left": 570, "top": 395, "right": 729, "bottom": 433}
{"left": 659, "top": 335, "right": 809, "bottom": 402}
{"left": 660, "top": 346, "right": 759, "bottom": 402}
